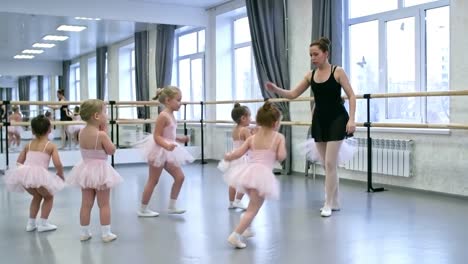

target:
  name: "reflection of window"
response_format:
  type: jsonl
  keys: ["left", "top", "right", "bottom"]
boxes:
{"left": 69, "top": 63, "right": 81, "bottom": 102}
{"left": 346, "top": 1, "right": 449, "bottom": 124}
{"left": 88, "top": 57, "right": 97, "bottom": 99}
{"left": 216, "top": 15, "right": 261, "bottom": 121}
{"left": 173, "top": 28, "right": 205, "bottom": 120}
{"left": 30, "top": 77, "right": 38, "bottom": 117}
{"left": 118, "top": 44, "right": 137, "bottom": 119}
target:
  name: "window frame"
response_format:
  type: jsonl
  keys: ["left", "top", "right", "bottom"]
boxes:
{"left": 173, "top": 27, "right": 206, "bottom": 120}
{"left": 344, "top": 0, "right": 450, "bottom": 124}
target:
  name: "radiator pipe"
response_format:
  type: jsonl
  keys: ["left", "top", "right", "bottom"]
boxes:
{"left": 183, "top": 104, "right": 188, "bottom": 147}
{"left": 200, "top": 101, "right": 207, "bottom": 164}
{"left": 364, "top": 94, "right": 384, "bottom": 192}
{"left": 109, "top": 100, "right": 115, "bottom": 167}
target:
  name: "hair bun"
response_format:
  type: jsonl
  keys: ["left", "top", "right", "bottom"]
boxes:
{"left": 263, "top": 101, "right": 272, "bottom": 110}
{"left": 233, "top": 103, "right": 241, "bottom": 108}
{"left": 319, "top": 37, "right": 330, "bottom": 45}
{"left": 152, "top": 88, "right": 164, "bottom": 100}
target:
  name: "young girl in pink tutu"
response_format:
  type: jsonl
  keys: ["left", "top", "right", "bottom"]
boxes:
{"left": 67, "top": 106, "right": 85, "bottom": 148}
{"left": 67, "top": 99, "right": 123, "bottom": 243}
{"left": 223, "top": 101, "right": 286, "bottom": 249}
{"left": 137, "top": 86, "right": 194, "bottom": 217}
{"left": 8, "top": 105, "right": 23, "bottom": 150}
{"left": 4, "top": 115, "right": 65, "bottom": 232}
{"left": 218, "top": 103, "right": 253, "bottom": 210}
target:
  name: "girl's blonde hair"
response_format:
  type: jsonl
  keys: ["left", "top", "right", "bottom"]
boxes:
{"left": 80, "top": 99, "right": 105, "bottom": 121}
{"left": 153, "top": 86, "right": 181, "bottom": 104}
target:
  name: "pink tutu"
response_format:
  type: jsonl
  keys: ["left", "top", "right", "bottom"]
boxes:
{"left": 67, "top": 124, "right": 84, "bottom": 134}
{"left": 217, "top": 155, "right": 248, "bottom": 173}
{"left": 139, "top": 135, "right": 195, "bottom": 167}
{"left": 67, "top": 149, "right": 123, "bottom": 190}
{"left": 300, "top": 137, "right": 357, "bottom": 165}
{"left": 4, "top": 164, "right": 65, "bottom": 194}
{"left": 223, "top": 162, "right": 280, "bottom": 199}
{"left": 7, "top": 126, "right": 23, "bottom": 135}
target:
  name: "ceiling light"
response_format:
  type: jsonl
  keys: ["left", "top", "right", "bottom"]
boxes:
{"left": 14, "top": 55, "right": 35, "bottom": 59}
{"left": 22, "top": 49, "right": 44, "bottom": 54}
{"left": 43, "top": 35, "right": 69, "bottom": 41}
{"left": 74, "top": 17, "right": 101, "bottom": 21}
{"left": 57, "top": 25, "right": 87, "bottom": 32}
{"left": 32, "top": 43, "right": 55, "bottom": 48}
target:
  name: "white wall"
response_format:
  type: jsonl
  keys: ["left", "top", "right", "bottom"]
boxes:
{"left": 0, "top": 0, "right": 208, "bottom": 27}
{"left": 0, "top": 60, "right": 62, "bottom": 76}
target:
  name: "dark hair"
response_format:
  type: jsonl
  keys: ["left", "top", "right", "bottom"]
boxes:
{"left": 231, "top": 103, "right": 250, "bottom": 124}
{"left": 44, "top": 111, "right": 52, "bottom": 118}
{"left": 57, "top": 89, "right": 65, "bottom": 96}
{"left": 74, "top": 106, "right": 80, "bottom": 113}
{"left": 31, "top": 115, "right": 51, "bottom": 136}
{"left": 310, "top": 37, "right": 331, "bottom": 53}
{"left": 256, "top": 101, "right": 281, "bottom": 128}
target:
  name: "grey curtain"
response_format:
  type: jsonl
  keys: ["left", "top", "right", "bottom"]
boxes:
{"left": 156, "top": 24, "right": 176, "bottom": 88}
{"left": 135, "top": 31, "right": 150, "bottom": 132}
{"left": 311, "top": 0, "right": 343, "bottom": 65}
{"left": 96, "top": 46, "right": 108, "bottom": 100}
{"left": 0, "top": 88, "right": 4, "bottom": 100}
{"left": 18, "top": 76, "right": 31, "bottom": 118}
{"left": 156, "top": 24, "right": 176, "bottom": 113}
{"left": 59, "top": 60, "right": 71, "bottom": 99}
{"left": 246, "top": 0, "right": 292, "bottom": 174}
{"left": 5, "top": 88, "right": 11, "bottom": 101}
{"left": 309, "top": 0, "right": 343, "bottom": 134}
{"left": 38, "top": 76, "right": 44, "bottom": 113}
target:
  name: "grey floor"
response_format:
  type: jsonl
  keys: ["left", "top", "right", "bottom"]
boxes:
{"left": 1, "top": 162, "right": 468, "bottom": 264}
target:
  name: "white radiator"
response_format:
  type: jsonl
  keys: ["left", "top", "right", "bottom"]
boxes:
{"left": 225, "top": 130, "right": 233, "bottom": 152}
{"left": 342, "top": 138, "right": 414, "bottom": 177}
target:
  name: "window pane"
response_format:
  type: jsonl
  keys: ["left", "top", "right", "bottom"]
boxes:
{"left": 75, "top": 67, "right": 80, "bottom": 81}
{"left": 426, "top": 6, "right": 450, "bottom": 123}
{"left": 30, "top": 77, "right": 38, "bottom": 117}
{"left": 179, "top": 59, "right": 192, "bottom": 118}
{"left": 179, "top": 32, "right": 197, "bottom": 56}
{"left": 386, "top": 17, "right": 419, "bottom": 121}
{"left": 234, "top": 46, "right": 252, "bottom": 101}
{"left": 131, "top": 49, "right": 135, "bottom": 68}
{"left": 198, "top": 30, "right": 205, "bottom": 53}
{"left": 191, "top": 58, "right": 203, "bottom": 120}
{"left": 43, "top": 76, "right": 50, "bottom": 104}
{"left": 349, "top": 0, "right": 398, "bottom": 18}
{"left": 234, "top": 17, "right": 251, "bottom": 44}
{"left": 404, "top": 0, "right": 437, "bottom": 7}
{"left": 349, "top": 20, "right": 380, "bottom": 122}
{"left": 88, "top": 57, "right": 97, "bottom": 99}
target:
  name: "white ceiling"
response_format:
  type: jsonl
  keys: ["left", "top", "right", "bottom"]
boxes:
{"left": 129, "top": 0, "right": 230, "bottom": 8}
{"left": 0, "top": 12, "right": 154, "bottom": 61}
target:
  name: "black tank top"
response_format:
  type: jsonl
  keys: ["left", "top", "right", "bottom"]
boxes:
{"left": 310, "top": 65, "right": 347, "bottom": 117}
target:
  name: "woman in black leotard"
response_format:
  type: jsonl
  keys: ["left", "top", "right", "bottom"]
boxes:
{"left": 49, "top": 89, "right": 72, "bottom": 149}
{"left": 266, "top": 37, "right": 356, "bottom": 218}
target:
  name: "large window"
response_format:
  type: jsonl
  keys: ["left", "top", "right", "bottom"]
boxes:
{"left": 232, "top": 16, "right": 262, "bottom": 119}
{"left": 346, "top": 0, "right": 449, "bottom": 124}
{"left": 118, "top": 44, "right": 137, "bottom": 119}
{"left": 88, "top": 57, "right": 97, "bottom": 99}
{"left": 29, "top": 77, "right": 38, "bottom": 117}
{"left": 216, "top": 14, "right": 261, "bottom": 121}
{"left": 173, "top": 28, "right": 205, "bottom": 120}
{"left": 69, "top": 63, "right": 81, "bottom": 102}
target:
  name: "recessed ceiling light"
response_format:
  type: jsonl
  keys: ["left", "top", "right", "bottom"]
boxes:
{"left": 57, "top": 25, "right": 87, "bottom": 32}
{"left": 75, "top": 17, "right": 101, "bottom": 21}
{"left": 43, "top": 35, "right": 69, "bottom": 41}
{"left": 22, "top": 49, "right": 44, "bottom": 54}
{"left": 32, "top": 43, "right": 55, "bottom": 48}
{"left": 14, "top": 55, "right": 35, "bottom": 59}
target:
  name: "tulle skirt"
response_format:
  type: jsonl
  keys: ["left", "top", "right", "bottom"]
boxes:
{"left": 223, "top": 163, "right": 279, "bottom": 200}
{"left": 4, "top": 165, "right": 65, "bottom": 194}
{"left": 66, "top": 160, "right": 123, "bottom": 190}
{"left": 300, "top": 137, "right": 357, "bottom": 165}
{"left": 7, "top": 126, "right": 23, "bottom": 135}
{"left": 139, "top": 135, "right": 195, "bottom": 167}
